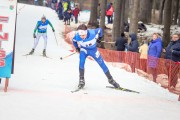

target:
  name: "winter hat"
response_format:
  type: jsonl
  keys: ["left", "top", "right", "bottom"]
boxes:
{"left": 41, "top": 15, "right": 46, "bottom": 20}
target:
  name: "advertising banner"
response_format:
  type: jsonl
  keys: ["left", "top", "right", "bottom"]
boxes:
{"left": 0, "top": 0, "right": 17, "bottom": 78}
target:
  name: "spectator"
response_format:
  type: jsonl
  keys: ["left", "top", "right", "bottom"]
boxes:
{"left": 46, "top": 0, "right": 51, "bottom": 7}
{"left": 165, "top": 33, "right": 180, "bottom": 62}
{"left": 63, "top": 0, "right": 69, "bottom": 12}
{"left": 125, "top": 33, "right": 139, "bottom": 73}
{"left": 125, "top": 33, "right": 139, "bottom": 52}
{"left": 64, "top": 9, "right": 72, "bottom": 25}
{"left": 165, "top": 33, "right": 180, "bottom": 88}
{"left": 115, "top": 33, "right": 127, "bottom": 51}
{"left": 51, "top": 0, "right": 57, "bottom": 10}
{"left": 106, "top": 3, "right": 113, "bottom": 24}
{"left": 34, "top": 0, "right": 38, "bottom": 5}
{"left": 139, "top": 39, "right": 148, "bottom": 59}
{"left": 148, "top": 33, "right": 162, "bottom": 82}
{"left": 139, "top": 39, "right": 148, "bottom": 72}
{"left": 57, "top": 1, "right": 64, "bottom": 20}
{"left": 70, "top": 0, "right": 75, "bottom": 10}
{"left": 73, "top": 5, "right": 80, "bottom": 24}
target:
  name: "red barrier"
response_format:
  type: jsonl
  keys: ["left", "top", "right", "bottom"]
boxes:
{"left": 64, "top": 26, "right": 180, "bottom": 101}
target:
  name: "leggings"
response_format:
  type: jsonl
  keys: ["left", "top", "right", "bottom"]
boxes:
{"left": 33, "top": 33, "right": 47, "bottom": 49}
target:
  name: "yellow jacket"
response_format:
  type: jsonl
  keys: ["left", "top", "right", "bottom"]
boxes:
{"left": 63, "top": 2, "right": 68, "bottom": 11}
{"left": 139, "top": 44, "right": 148, "bottom": 59}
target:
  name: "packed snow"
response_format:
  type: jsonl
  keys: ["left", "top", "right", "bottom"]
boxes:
{"left": 0, "top": 4, "right": 180, "bottom": 120}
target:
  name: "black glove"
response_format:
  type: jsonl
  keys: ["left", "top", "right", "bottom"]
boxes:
{"left": 33, "top": 33, "right": 36, "bottom": 38}
{"left": 76, "top": 47, "right": 80, "bottom": 53}
{"left": 97, "top": 37, "right": 103, "bottom": 43}
{"left": 52, "top": 29, "right": 55, "bottom": 32}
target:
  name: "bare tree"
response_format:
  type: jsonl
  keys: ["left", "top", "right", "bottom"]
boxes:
{"left": 179, "top": 8, "right": 180, "bottom": 26}
{"left": 139, "top": 0, "right": 153, "bottom": 24}
{"left": 152, "top": 0, "right": 156, "bottom": 15}
{"left": 159, "top": 0, "right": 165, "bottom": 24}
{"left": 100, "top": 0, "right": 107, "bottom": 32}
{"left": 112, "top": 0, "right": 123, "bottom": 41}
{"left": 88, "top": 0, "right": 99, "bottom": 27}
{"left": 129, "top": 0, "right": 140, "bottom": 34}
{"left": 120, "top": 0, "right": 126, "bottom": 33}
{"left": 163, "top": 0, "right": 172, "bottom": 47}
{"left": 124, "top": 0, "right": 129, "bottom": 23}
{"left": 173, "top": 0, "right": 179, "bottom": 25}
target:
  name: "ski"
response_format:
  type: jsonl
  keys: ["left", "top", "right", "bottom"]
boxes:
{"left": 22, "top": 54, "right": 52, "bottom": 59}
{"left": 106, "top": 86, "right": 140, "bottom": 94}
{"left": 40, "top": 55, "right": 52, "bottom": 59}
{"left": 22, "top": 53, "right": 31, "bottom": 56}
{"left": 71, "top": 87, "right": 84, "bottom": 93}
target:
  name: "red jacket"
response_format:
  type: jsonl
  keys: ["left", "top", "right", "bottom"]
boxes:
{"left": 106, "top": 6, "right": 114, "bottom": 16}
{"left": 73, "top": 8, "right": 80, "bottom": 17}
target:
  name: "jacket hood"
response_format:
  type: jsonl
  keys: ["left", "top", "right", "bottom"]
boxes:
{"left": 129, "top": 33, "right": 137, "bottom": 41}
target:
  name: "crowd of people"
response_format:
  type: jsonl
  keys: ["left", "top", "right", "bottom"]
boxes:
{"left": 33, "top": 0, "right": 80, "bottom": 25}
{"left": 115, "top": 32, "right": 180, "bottom": 87}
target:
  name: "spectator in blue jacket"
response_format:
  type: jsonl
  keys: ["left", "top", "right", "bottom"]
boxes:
{"left": 125, "top": 33, "right": 139, "bottom": 52}
{"left": 125, "top": 33, "right": 139, "bottom": 73}
{"left": 165, "top": 33, "right": 180, "bottom": 88}
{"left": 64, "top": 9, "right": 72, "bottom": 25}
{"left": 148, "top": 33, "right": 162, "bottom": 82}
{"left": 57, "top": 1, "right": 64, "bottom": 20}
{"left": 165, "top": 33, "right": 180, "bottom": 62}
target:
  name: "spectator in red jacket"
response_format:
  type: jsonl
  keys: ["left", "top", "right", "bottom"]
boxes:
{"left": 73, "top": 5, "right": 80, "bottom": 24}
{"left": 106, "top": 3, "right": 113, "bottom": 24}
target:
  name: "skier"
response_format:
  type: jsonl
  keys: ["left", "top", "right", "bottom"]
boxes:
{"left": 28, "top": 15, "right": 55, "bottom": 56}
{"left": 72, "top": 24, "right": 120, "bottom": 89}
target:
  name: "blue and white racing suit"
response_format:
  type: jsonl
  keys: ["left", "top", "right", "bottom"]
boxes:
{"left": 72, "top": 28, "right": 109, "bottom": 73}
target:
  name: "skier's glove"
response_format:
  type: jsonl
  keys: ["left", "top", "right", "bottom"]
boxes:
{"left": 33, "top": 33, "right": 36, "bottom": 38}
{"left": 97, "top": 37, "right": 103, "bottom": 43}
{"left": 76, "top": 47, "right": 80, "bottom": 53}
{"left": 52, "top": 29, "right": 55, "bottom": 32}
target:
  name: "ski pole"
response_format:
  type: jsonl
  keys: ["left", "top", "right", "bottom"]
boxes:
{"left": 53, "top": 32, "right": 58, "bottom": 46}
{"left": 60, "top": 52, "right": 76, "bottom": 60}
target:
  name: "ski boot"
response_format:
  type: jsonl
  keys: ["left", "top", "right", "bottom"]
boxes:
{"left": 43, "top": 49, "right": 46, "bottom": 57}
{"left": 29, "top": 49, "right": 35, "bottom": 55}
{"left": 78, "top": 76, "right": 85, "bottom": 89}
{"left": 106, "top": 70, "right": 120, "bottom": 88}
{"left": 78, "top": 68, "right": 85, "bottom": 89}
{"left": 108, "top": 78, "right": 120, "bottom": 88}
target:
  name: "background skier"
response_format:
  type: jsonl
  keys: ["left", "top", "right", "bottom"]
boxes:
{"left": 29, "top": 16, "right": 55, "bottom": 56}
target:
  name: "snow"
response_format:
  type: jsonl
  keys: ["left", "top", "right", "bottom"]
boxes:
{"left": 0, "top": 3, "right": 180, "bottom": 120}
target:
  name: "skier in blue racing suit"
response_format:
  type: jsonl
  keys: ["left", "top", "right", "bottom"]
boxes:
{"left": 72, "top": 24, "right": 120, "bottom": 89}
